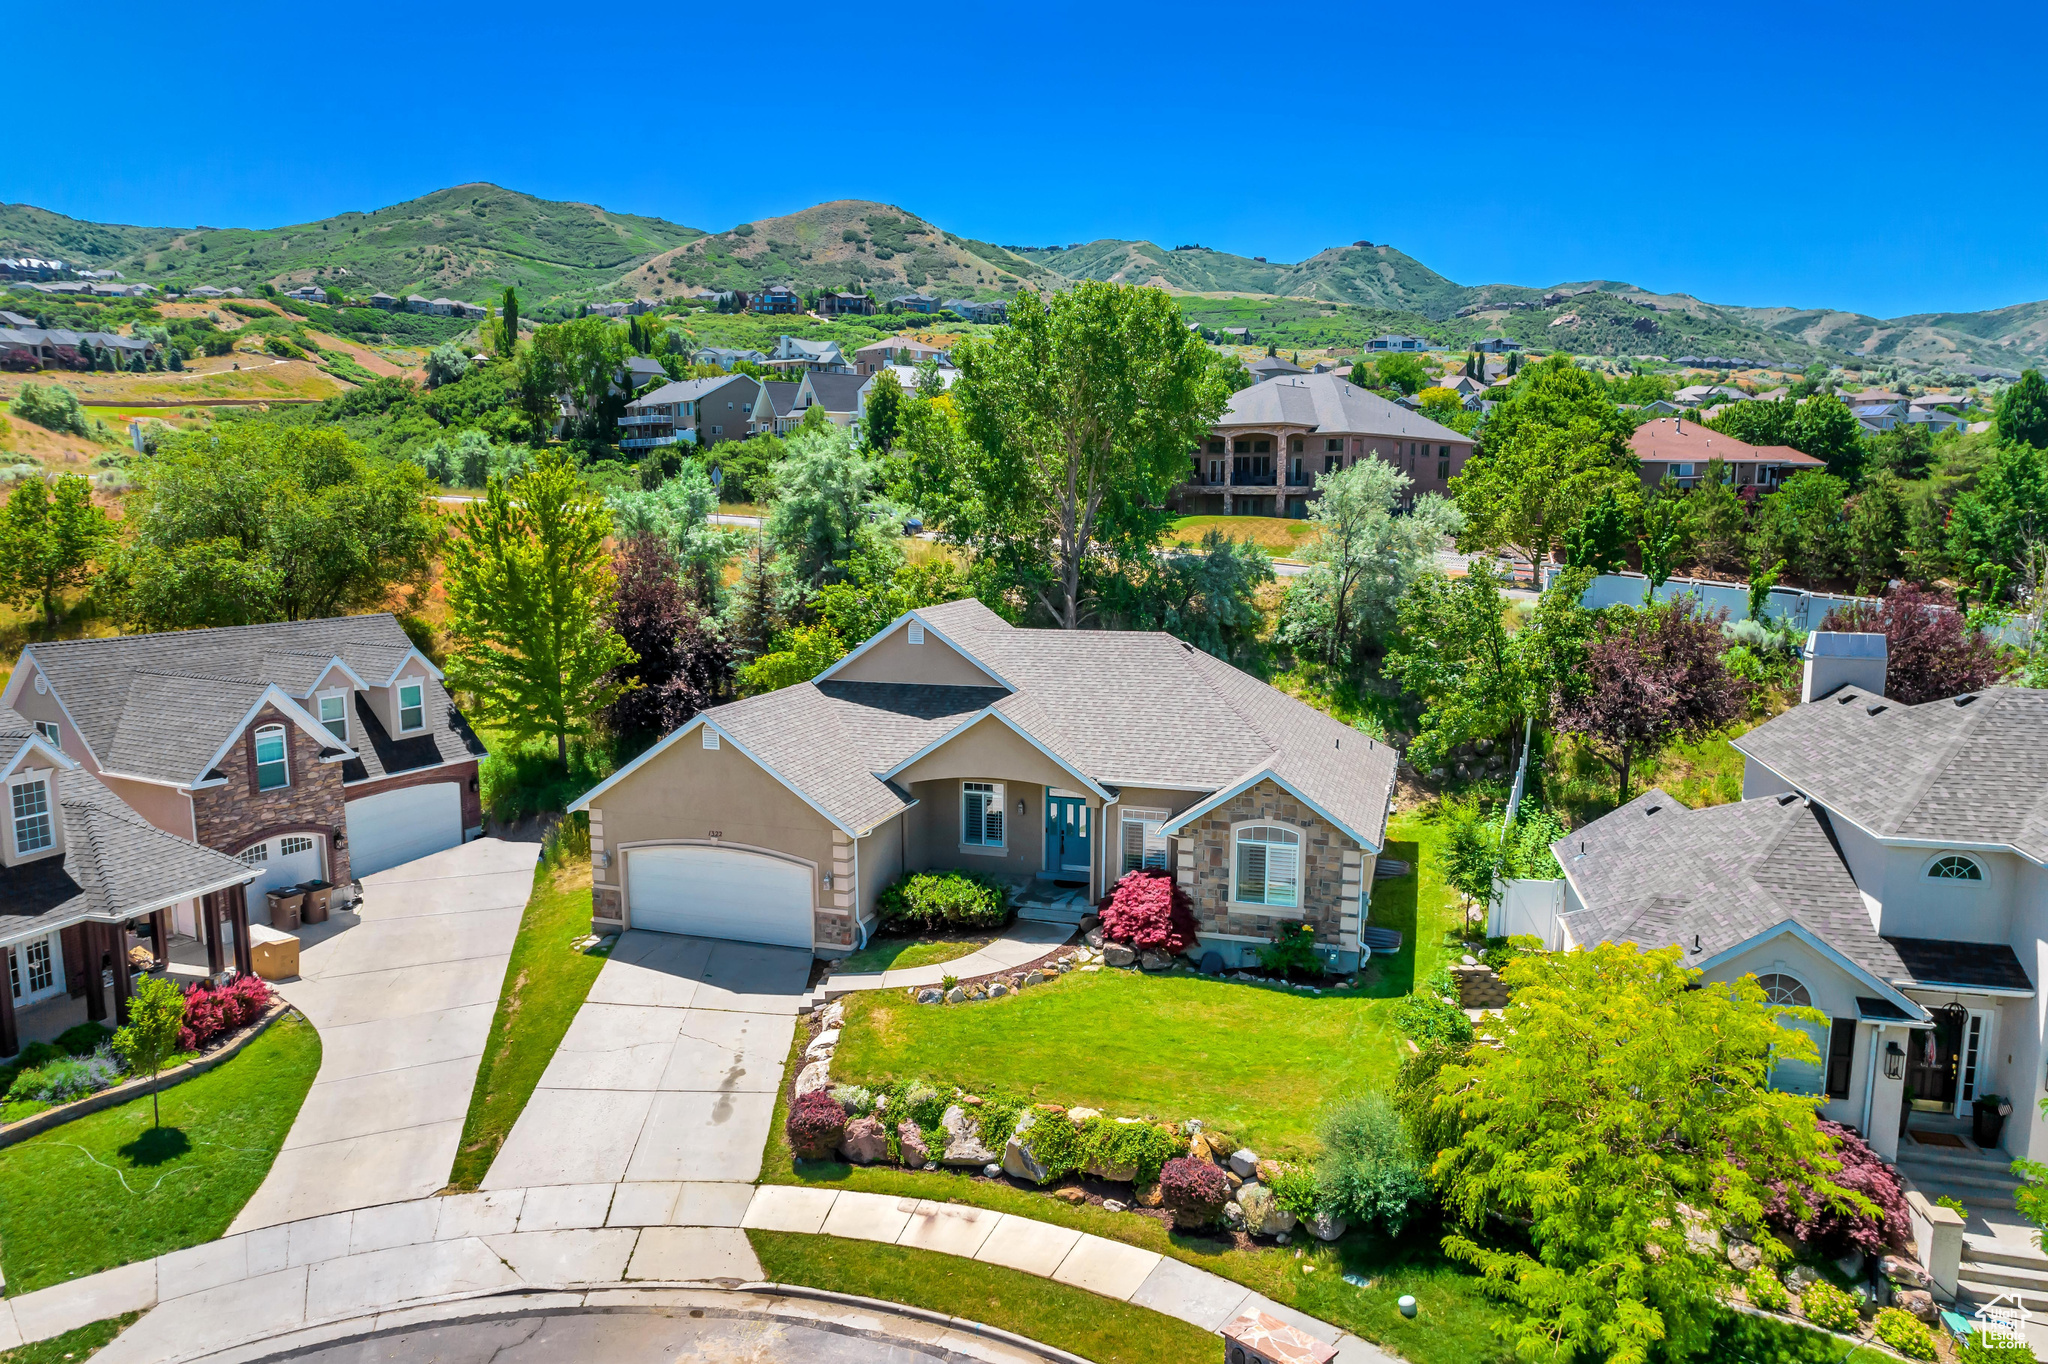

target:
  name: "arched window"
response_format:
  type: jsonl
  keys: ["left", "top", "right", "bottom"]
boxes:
{"left": 1755, "top": 973, "right": 1812, "bottom": 1007}
{"left": 1928, "top": 855, "right": 1983, "bottom": 882}
{"left": 1233, "top": 824, "right": 1300, "bottom": 908}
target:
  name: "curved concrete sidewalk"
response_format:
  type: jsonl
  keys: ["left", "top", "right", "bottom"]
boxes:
{"left": 0, "top": 1183, "right": 1391, "bottom": 1364}
{"left": 228, "top": 838, "right": 540, "bottom": 1232}
{"left": 822, "top": 921, "right": 1073, "bottom": 994}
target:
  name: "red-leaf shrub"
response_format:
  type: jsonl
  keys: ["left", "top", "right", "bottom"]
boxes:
{"left": 1159, "top": 1155, "right": 1232, "bottom": 1227}
{"left": 177, "top": 976, "right": 275, "bottom": 1051}
{"left": 1098, "top": 870, "right": 1199, "bottom": 956}
{"left": 787, "top": 1090, "right": 848, "bottom": 1160}
{"left": 1764, "top": 1119, "right": 1909, "bottom": 1257}
{"left": 1821, "top": 584, "right": 2006, "bottom": 704}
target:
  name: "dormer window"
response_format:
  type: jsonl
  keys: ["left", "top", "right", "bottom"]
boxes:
{"left": 34, "top": 721, "right": 59, "bottom": 750}
{"left": 12, "top": 777, "right": 52, "bottom": 854}
{"left": 398, "top": 680, "right": 425, "bottom": 733}
{"left": 318, "top": 692, "right": 349, "bottom": 742}
{"left": 254, "top": 725, "right": 289, "bottom": 791}
{"left": 1928, "top": 855, "right": 1983, "bottom": 882}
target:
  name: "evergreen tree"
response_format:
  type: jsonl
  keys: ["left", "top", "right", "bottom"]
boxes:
{"left": 1998, "top": 369, "right": 2048, "bottom": 450}
{"left": 500, "top": 286, "right": 520, "bottom": 355}
{"left": 726, "top": 536, "right": 781, "bottom": 663}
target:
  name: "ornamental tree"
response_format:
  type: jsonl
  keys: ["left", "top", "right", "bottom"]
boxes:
{"left": 0, "top": 472, "right": 112, "bottom": 629}
{"left": 112, "top": 976, "right": 187, "bottom": 1129}
{"left": 602, "top": 534, "right": 731, "bottom": 752}
{"left": 1551, "top": 599, "right": 1748, "bottom": 807}
{"left": 1820, "top": 584, "right": 2005, "bottom": 704}
{"left": 1098, "top": 870, "right": 1199, "bottom": 955}
{"left": 1414, "top": 942, "right": 1867, "bottom": 1364}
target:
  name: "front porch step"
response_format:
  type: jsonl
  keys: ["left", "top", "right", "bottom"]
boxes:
{"left": 1964, "top": 1237, "right": 2048, "bottom": 1273}
{"left": 1956, "top": 1278, "right": 2048, "bottom": 1314}
{"left": 1956, "top": 1259, "right": 2048, "bottom": 1296}
{"left": 1899, "top": 1161, "right": 2023, "bottom": 1199}
{"left": 1015, "top": 904, "right": 1087, "bottom": 926}
{"left": 1901, "top": 1140, "right": 2015, "bottom": 1173}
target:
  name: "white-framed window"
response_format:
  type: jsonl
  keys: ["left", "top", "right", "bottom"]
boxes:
{"left": 254, "top": 725, "right": 289, "bottom": 790}
{"left": 962, "top": 782, "right": 1005, "bottom": 848}
{"left": 1755, "top": 972, "right": 1812, "bottom": 1007}
{"left": 1233, "top": 824, "right": 1300, "bottom": 908}
{"left": 34, "top": 720, "right": 60, "bottom": 750}
{"left": 318, "top": 691, "right": 349, "bottom": 742}
{"left": 240, "top": 843, "right": 269, "bottom": 865}
{"left": 397, "top": 680, "right": 425, "bottom": 733}
{"left": 281, "top": 834, "right": 315, "bottom": 857}
{"left": 12, "top": 776, "right": 53, "bottom": 854}
{"left": 1121, "top": 810, "right": 1168, "bottom": 874}
{"left": 10, "top": 934, "right": 57, "bottom": 1000}
{"left": 1928, "top": 854, "right": 1984, "bottom": 882}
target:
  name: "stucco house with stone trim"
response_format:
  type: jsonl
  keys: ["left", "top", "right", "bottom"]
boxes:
{"left": 572, "top": 598, "right": 1399, "bottom": 969}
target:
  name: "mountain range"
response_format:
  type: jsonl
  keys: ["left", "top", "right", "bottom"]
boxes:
{"left": 4, "top": 185, "right": 2042, "bottom": 371}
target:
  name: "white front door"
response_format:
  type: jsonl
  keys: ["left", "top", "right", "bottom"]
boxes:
{"left": 626, "top": 845, "right": 814, "bottom": 948}
{"left": 241, "top": 834, "right": 327, "bottom": 917}
{"left": 345, "top": 783, "right": 464, "bottom": 878}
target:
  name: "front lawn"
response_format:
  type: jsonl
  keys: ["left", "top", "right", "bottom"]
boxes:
{"left": 0, "top": 1313, "right": 140, "bottom": 1364}
{"left": 749, "top": 1231, "right": 1219, "bottom": 1364}
{"left": 1167, "top": 514, "right": 1321, "bottom": 557}
{"left": 836, "top": 936, "right": 986, "bottom": 975}
{"left": 449, "top": 858, "right": 609, "bottom": 1189}
{"left": 0, "top": 1014, "right": 320, "bottom": 1296}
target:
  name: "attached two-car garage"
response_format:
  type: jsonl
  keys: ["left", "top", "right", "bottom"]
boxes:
{"left": 345, "top": 782, "right": 465, "bottom": 879}
{"left": 626, "top": 845, "right": 815, "bottom": 949}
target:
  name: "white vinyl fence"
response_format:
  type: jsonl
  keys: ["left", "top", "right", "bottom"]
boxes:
{"left": 1489, "top": 877, "right": 1566, "bottom": 949}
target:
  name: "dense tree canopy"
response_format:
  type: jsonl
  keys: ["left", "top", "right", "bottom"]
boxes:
{"left": 0, "top": 473, "right": 112, "bottom": 629}
{"left": 1997, "top": 369, "right": 2048, "bottom": 450}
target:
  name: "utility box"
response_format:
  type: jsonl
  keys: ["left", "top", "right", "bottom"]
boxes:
{"left": 1221, "top": 1310, "right": 1336, "bottom": 1364}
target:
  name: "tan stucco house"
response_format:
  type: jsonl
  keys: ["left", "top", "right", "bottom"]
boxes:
{"left": 571, "top": 598, "right": 1398, "bottom": 969}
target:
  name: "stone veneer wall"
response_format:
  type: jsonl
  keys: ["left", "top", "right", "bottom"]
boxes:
{"left": 1178, "top": 779, "right": 1358, "bottom": 948}
{"left": 191, "top": 705, "right": 351, "bottom": 887}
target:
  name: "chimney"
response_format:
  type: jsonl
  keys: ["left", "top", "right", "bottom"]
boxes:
{"left": 1801, "top": 631, "right": 1888, "bottom": 703}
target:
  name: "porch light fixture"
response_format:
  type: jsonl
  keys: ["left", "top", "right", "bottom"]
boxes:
{"left": 1016, "top": 798, "right": 1026, "bottom": 817}
{"left": 1884, "top": 1041, "right": 1905, "bottom": 1081}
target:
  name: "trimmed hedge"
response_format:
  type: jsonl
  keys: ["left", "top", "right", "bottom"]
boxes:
{"left": 878, "top": 871, "right": 1010, "bottom": 934}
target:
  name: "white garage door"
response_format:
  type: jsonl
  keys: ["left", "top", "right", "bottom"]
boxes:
{"left": 240, "top": 833, "right": 326, "bottom": 917}
{"left": 345, "top": 783, "right": 463, "bottom": 878}
{"left": 627, "top": 845, "right": 814, "bottom": 948}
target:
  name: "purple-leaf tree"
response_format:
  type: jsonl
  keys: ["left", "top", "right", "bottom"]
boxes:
{"left": 603, "top": 533, "right": 733, "bottom": 749}
{"left": 1553, "top": 600, "right": 1749, "bottom": 807}
{"left": 1820, "top": 583, "right": 2006, "bottom": 705}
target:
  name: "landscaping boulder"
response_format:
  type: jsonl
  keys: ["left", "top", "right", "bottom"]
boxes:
{"left": 1084, "top": 1148, "right": 1139, "bottom": 1182}
{"left": 1895, "top": 1288, "right": 1937, "bottom": 1324}
{"left": 1055, "top": 1187, "right": 1087, "bottom": 1205}
{"left": 1068, "top": 1107, "right": 1101, "bottom": 1123}
{"left": 1229, "top": 1148, "right": 1260, "bottom": 1179}
{"left": 1223, "top": 1200, "right": 1247, "bottom": 1231}
{"left": 944, "top": 986, "right": 967, "bottom": 1004}
{"left": 1080, "top": 913, "right": 1101, "bottom": 933}
{"left": 1134, "top": 1182, "right": 1164, "bottom": 1209}
{"left": 839, "top": 1115, "right": 889, "bottom": 1165}
{"left": 1235, "top": 1182, "right": 1297, "bottom": 1238}
{"left": 1880, "top": 1255, "right": 1932, "bottom": 1291}
{"left": 806, "top": 1028, "right": 840, "bottom": 1059}
{"left": 988, "top": 983, "right": 1010, "bottom": 999}
{"left": 1186, "top": 1130, "right": 1228, "bottom": 1164}
{"left": 1139, "top": 950, "right": 1176, "bottom": 972}
{"left": 1783, "top": 1265, "right": 1822, "bottom": 1294}
{"left": 1002, "top": 1108, "right": 1054, "bottom": 1183}
{"left": 821, "top": 1002, "right": 846, "bottom": 1030}
{"left": 1084, "top": 929, "right": 1105, "bottom": 949}
{"left": 897, "top": 1121, "right": 930, "bottom": 1168}
{"left": 1103, "top": 943, "right": 1137, "bottom": 968}
{"left": 1103, "top": 1199, "right": 1127, "bottom": 1213}
{"left": 1727, "top": 1241, "right": 1762, "bottom": 1273}
{"left": 794, "top": 1060, "right": 833, "bottom": 1097}
{"left": 941, "top": 1105, "right": 997, "bottom": 1165}
{"left": 1022, "top": 970, "right": 1045, "bottom": 987}
{"left": 1309, "top": 1211, "right": 1347, "bottom": 1242}
{"left": 917, "top": 988, "right": 942, "bottom": 1003}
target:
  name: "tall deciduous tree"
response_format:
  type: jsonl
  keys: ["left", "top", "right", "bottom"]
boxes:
{"left": 1946, "top": 439, "right": 2048, "bottom": 592}
{"left": 602, "top": 534, "right": 731, "bottom": 752}
{"left": 861, "top": 367, "right": 905, "bottom": 452}
{"left": 1411, "top": 942, "right": 1864, "bottom": 1364}
{"left": 1562, "top": 489, "right": 1632, "bottom": 574}
{"left": 444, "top": 451, "right": 632, "bottom": 763}
{"left": 1384, "top": 563, "right": 1530, "bottom": 773}
{"left": 1552, "top": 600, "right": 1748, "bottom": 806}
{"left": 1997, "top": 369, "right": 2048, "bottom": 450}
{"left": 1637, "top": 483, "right": 1688, "bottom": 598}
{"left": 912, "top": 282, "right": 1226, "bottom": 628}
{"left": 767, "top": 426, "right": 895, "bottom": 586}
{"left": 114, "top": 425, "right": 437, "bottom": 630}
{"left": 1748, "top": 470, "right": 1848, "bottom": 586}
{"left": 0, "top": 473, "right": 112, "bottom": 629}
{"left": 1844, "top": 470, "right": 1909, "bottom": 593}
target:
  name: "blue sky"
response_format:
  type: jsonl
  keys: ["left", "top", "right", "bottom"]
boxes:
{"left": 9, "top": 0, "right": 2043, "bottom": 319}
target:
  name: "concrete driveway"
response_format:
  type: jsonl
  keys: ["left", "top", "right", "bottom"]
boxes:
{"left": 483, "top": 932, "right": 810, "bottom": 1191}
{"left": 229, "top": 838, "right": 539, "bottom": 1232}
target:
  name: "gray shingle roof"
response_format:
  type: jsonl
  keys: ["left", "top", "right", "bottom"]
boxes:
{"left": 628, "top": 375, "right": 757, "bottom": 409}
{"left": 803, "top": 371, "right": 866, "bottom": 414}
{"left": 0, "top": 758, "right": 251, "bottom": 949}
{"left": 22, "top": 614, "right": 473, "bottom": 786}
{"left": 1215, "top": 372, "right": 1469, "bottom": 442}
{"left": 1733, "top": 686, "right": 2048, "bottom": 861}
{"left": 676, "top": 598, "right": 1396, "bottom": 849}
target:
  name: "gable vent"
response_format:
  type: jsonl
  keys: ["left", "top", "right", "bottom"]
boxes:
{"left": 702, "top": 729, "right": 720, "bottom": 750}
{"left": 907, "top": 622, "right": 925, "bottom": 645}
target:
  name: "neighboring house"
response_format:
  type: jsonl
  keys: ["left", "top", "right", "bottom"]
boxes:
{"left": 1634, "top": 399, "right": 1683, "bottom": 415}
{"left": 1368, "top": 334, "right": 1429, "bottom": 352}
{"left": 1247, "top": 356, "right": 1308, "bottom": 383}
{"left": 819, "top": 292, "right": 876, "bottom": 316}
{"left": 752, "top": 286, "right": 801, "bottom": 315}
{"left": 790, "top": 370, "right": 865, "bottom": 428}
{"left": 188, "top": 286, "right": 225, "bottom": 299}
{"left": 1853, "top": 401, "right": 1909, "bottom": 433}
{"left": 944, "top": 299, "right": 1008, "bottom": 324}
{"left": 368, "top": 293, "right": 398, "bottom": 310}
{"left": 1910, "top": 392, "right": 1968, "bottom": 413}
{"left": 570, "top": 597, "right": 1397, "bottom": 965}
{"left": 1548, "top": 633, "right": 2048, "bottom": 1184}
{"left": 1844, "top": 387, "right": 1908, "bottom": 407}
{"left": 618, "top": 373, "right": 768, "bottom": 449}
{"left": 404, "top": 295, "right": 432, "bottom": 313}
{"left": 1907, "top": 408, "right": 1966, "bottom": 435}
{"left": 0, "top": 615, "right": 487, "bottom": 936}
{"left": 890, "top": 293, "right": 940, "bottom": 314}
{"left": 853, "top": 337, "right": 951, "bottom": 374}
{"left": 1437, "top": 374, "right": 1486, "bottom": 400}
{"left": 1184, "top": 372, "right": 1475, "bottom": 517}
{"left": 698, "top": 346, "right": 767, "bottom": 370}
{"left": 0, "top": 714, "right": 259, "bottom": 1055}
{"left": 768, "top": 337, "right": 852, "bottom": 373}
{"left": 1674, "top": 384, "right": 1748, "bottom": 407}
{"left": 285, "top": 285, "right": 330, "bottom": 303}
{"left": 1630, "top": 417, "right": 1826, "bottom": 491}
{"left": 0, "top": 327, "right": 155, "bottom": 370}
{"left": 1474, "top": 337, "right": 1521, "bottom": 352}
{"left": 623, "top": 355, "right": 667, "bottom": 392}
{"left": 857, "top": 364, "right": 954, "bottom": 424}
{"left": 761, "top": 380, "right": 802, "bottom": 435}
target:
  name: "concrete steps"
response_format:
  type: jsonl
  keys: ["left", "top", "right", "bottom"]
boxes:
{"left": 1898, "top": 1132, "right": 2021, "bottom": 1211}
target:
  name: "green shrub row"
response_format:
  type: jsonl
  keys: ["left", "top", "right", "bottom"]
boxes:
{"left": 878, "top": 871, "right": 1010, "bottom": 934}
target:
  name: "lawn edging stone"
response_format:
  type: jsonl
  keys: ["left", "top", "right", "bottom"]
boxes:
{"left": 0, "top": 1000, "right": 293, "bottom": 1149}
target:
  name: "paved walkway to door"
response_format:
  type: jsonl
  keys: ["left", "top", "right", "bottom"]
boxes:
{"left": 820, "top": 920, "right": 1073, "bottom": 994}
{"left": 481, "top": 931, "right": 810, "bottom": 1191}
{"left": 229, "top": 839, "right": 538, "bottom": 1232}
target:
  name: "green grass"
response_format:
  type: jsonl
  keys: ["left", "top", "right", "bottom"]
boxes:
{"left": 0, "top": 1015, "right": 320, "bottom": 1296}
{"left": 749, "top": 1231, "right": 1218, "bottom": 1364}
{"left": 0, "top": 1313, "right": 140, "bottom": 1364}
{"left": 837, "top": 936, "right": 985, "bottom": 974}
{"left": 1167, "top": 515, "right": 1321, "bottom": 557}
{"left": 448, "top": 860, "right": 609, "bottom": 1189}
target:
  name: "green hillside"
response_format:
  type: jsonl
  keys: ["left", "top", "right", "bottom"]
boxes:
{"left": 0, "top": 204, "right": 181, "bottom": 265}
{"left": 1016, "top": 241, "right": 1295, "bottom": 295}
{"left": 2, "top": 185, "right": 704, "bottom": 307}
